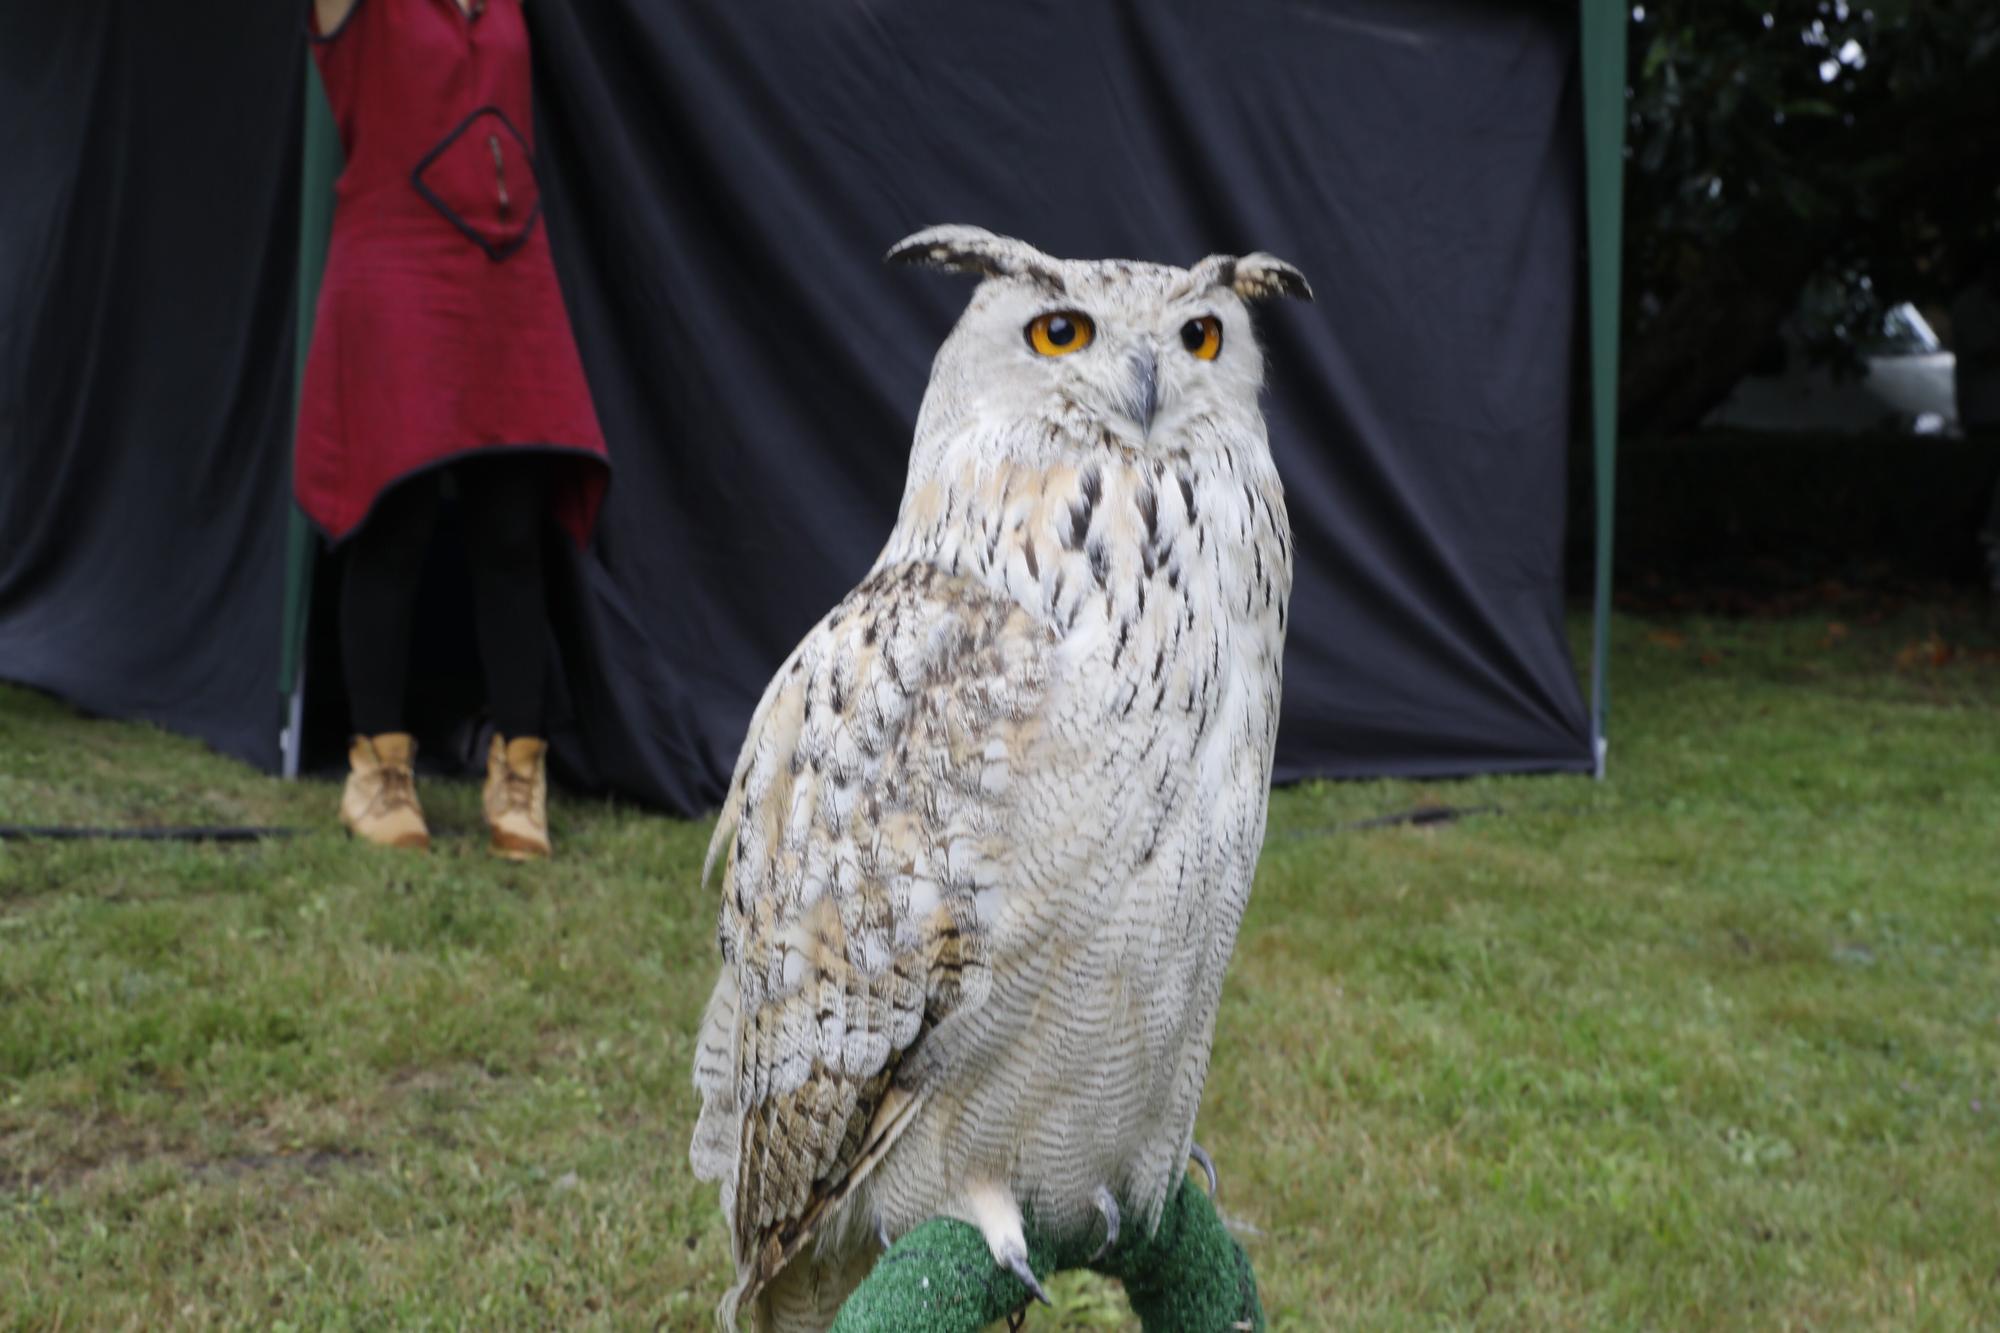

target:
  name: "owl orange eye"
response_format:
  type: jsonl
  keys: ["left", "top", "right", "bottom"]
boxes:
{"left": 1181, "top": 315, "right": 1223, "bottom": 361}
{"left": 1025, "top": 310, "right": 1095, "bottom": 357}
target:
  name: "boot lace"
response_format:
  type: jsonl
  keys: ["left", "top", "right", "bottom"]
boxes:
{"left": 376, "top": 765, "right": 418, "bottom": 814}
{"left": 498, "top": 760, "right": 535, "bottom": 814}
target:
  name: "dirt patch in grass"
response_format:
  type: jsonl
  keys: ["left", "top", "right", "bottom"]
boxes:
{"left": 1, "top": 1132, "right": 374, "bottom": 1198}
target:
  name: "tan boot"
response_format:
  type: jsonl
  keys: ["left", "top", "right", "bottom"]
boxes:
{"left": 340, "top": 733, "right": 430, "bottom": 850}
{"left": 483, "top": 734, "right": 551, "bottom": 861}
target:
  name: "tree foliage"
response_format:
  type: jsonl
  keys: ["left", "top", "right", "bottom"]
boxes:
{"left": 1621, "top": 0, "right": 2000, "bottom": 433}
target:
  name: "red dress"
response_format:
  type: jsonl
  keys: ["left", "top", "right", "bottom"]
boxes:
{"left": 297, "top": 0, "right": 609, "bottom": 546}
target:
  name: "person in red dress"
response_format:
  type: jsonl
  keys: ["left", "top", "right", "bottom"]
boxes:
{"left": 299, "top": 0, "right": 610, "bottom": 859}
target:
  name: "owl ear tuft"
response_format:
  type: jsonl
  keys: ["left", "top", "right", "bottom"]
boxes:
{"left": 885, "top": 225, "right": 1067, "bottom": 293}
{"left": 1192, "top": 252, "right": 1313, "bottom": 303}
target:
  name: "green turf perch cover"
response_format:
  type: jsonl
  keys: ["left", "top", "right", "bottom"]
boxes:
{"left": 829, "top": 1176, "right": 1263, "bottom": 1332}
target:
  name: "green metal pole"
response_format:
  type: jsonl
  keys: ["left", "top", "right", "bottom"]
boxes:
{"left": 1579, "top": 0, "right": 1626, "bottom": 778}
{"left": 281, "top": 58, "right": 342, "bottom": 776}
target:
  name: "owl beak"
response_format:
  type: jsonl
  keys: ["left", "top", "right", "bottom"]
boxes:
{"left": 1125, "top": 348, "right": 1159, "bottom": 436}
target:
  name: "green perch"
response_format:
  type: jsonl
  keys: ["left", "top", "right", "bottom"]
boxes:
{"left": 830, "top": 1174, "right": 1264, "bottom": 1332}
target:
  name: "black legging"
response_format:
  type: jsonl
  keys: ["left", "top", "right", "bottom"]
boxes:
{"left": 341, "top": 455, "right": 549, "bottom": 739}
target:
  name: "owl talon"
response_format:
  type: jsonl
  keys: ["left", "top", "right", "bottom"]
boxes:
{"left": 875, "top": 1214, "right": 892, "bottom": 1250}
{"left": 1190, "top": 1142, "right": 1218, "bottom": 1196}
{"left": 1090, "top": 1186, "right": 1121, "bottom": 1262}
{"left": 968, "top": 1179, "right": 1048, "bottom": 1306}
{"left": 1002, "top": 1246, "right": 1053, "bottom": 1307}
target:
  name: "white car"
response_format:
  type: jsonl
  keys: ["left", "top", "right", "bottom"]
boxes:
{"left": 1706, "top": 303, "right": 1959, "bottom": 435}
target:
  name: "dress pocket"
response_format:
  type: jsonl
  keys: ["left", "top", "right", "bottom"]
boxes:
{"left": 411, "top": 106, "right": 542, "bottom": 261}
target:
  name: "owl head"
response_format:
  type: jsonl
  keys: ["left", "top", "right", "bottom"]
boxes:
{"left": 887, "top": 225, "right": 1310, "bottom": 479}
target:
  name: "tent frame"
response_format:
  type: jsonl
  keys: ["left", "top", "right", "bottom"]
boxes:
{"left": 280, "top": 61, "right": 340, "bottom": 778}
{"left": 1580, "top": 0, "right": 1625, "bottom": 778}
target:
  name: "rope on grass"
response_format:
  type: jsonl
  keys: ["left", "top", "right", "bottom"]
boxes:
{"left": 0, "top": 825, "right": 299, "bottom": 842}
{"left": 1338, "top": 802, "right": 1502, "bottom": 831}
{"left": 1271, "top": 801, "right": 1504, "bottom": 841}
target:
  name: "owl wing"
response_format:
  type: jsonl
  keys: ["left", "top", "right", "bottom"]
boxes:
{"left": 692, "top": 558, "right": 1066, "bottom": 1301}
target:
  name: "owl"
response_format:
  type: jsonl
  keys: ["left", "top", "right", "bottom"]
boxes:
{"left": 690, "top": 225, "right": 1308, "bottom": 1331}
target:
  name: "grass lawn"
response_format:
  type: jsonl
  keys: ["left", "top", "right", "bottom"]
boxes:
{"left": 2, "top": 606, "right": 1997, "bottom": 1330}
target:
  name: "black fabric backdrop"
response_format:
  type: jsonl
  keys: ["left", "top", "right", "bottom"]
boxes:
{"left": 0, "top": 5, "right": 301, "bottom": 766}
{"left": 0, "top": 0, "right": 1590, "bottom": 817}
